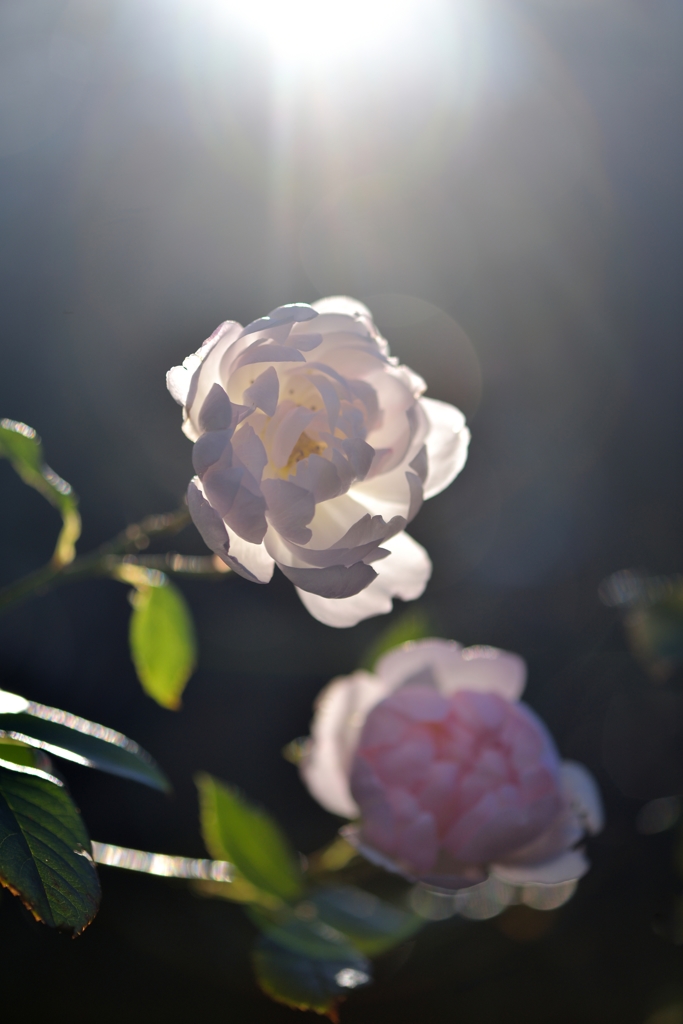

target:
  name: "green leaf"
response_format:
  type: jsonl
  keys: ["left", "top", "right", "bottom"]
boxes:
{"left": 252, "top": 935, "right": 371, "bottom": 1018}
{"left": 129, "top": 580, "right": 196, "bottom": 709}
{"left": 0, "top": 418, "right": 81, "bottom": 567}
{"left": 191, "top": 875, "right": 283, "bottom": 910}
{"left": 0, "top": 690, "right": 170, "bottom": 792}
{"left": 626, "top": 586, "right": 683, "bottom": 678}
{"left": 310, "top": 885, "right": 423, "bottom": 956}
{"left": 0, "top": 739, "right": 37, "bottom": 769}
{"left": 361, "top": 609, "right": 433, "bottom": 670}
{"left": 248, "top": 904, "right": 361, "bottom": 961}
{"left": 0, "top": 764, "right": 100, "bottom": 933}
{"left": 196, "top": 773, "right": 303, "bottom": 903}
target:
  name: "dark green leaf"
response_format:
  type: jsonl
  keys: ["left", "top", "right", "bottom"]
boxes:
{"left": 0, "top": 418, "right": 80, "bottom": 566}
{"left": 252, "top": 935, "right": 371, "bottom": 1017}
{"left": 196, "top": 773, "right": 303, "bottom": 902}
{"left": 361, "top": 609, "right": 432, "bottom": 670}
{"left": 129, "top": 581, "right": 196, "bottom": 709}
{"left": 0, "top": 689, "right": 170, "bottom": 792}
{"left": 0, "top": 764, "right": 100, "bottom": 932}
{"left": 310, "top": 885, "right": 423, "bottom": 955}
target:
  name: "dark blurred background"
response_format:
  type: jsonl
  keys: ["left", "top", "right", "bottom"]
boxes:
{"left": 1, "top": 0, "right": 683, "bottom": 1020}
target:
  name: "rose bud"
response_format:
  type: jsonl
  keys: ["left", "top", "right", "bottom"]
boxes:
{"left": 300, "top": 639, "right": 602, "bottom": 889}
{"left": 167, "top": 297, "right": 469, "bottom": 627}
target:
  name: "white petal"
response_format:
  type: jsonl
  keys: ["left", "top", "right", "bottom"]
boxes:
{"left": 312, "top": 296, "right": 373, "bottom": 318}
{"left": 224, "top": 524, "right": 274, "bottom": 584}
{"left": 446, "top": 646, "right": 527, "bottom": 701}
{"left": 499, "top": 804, "right": 582, "bottom": 866}
{"left": 361, "top": 371, "right": 428, "bottom": 474}
{"left": 421, "top": 397, "right": 470, "bottom": 500}
{"left": 241, "top": 303, "right": 317, "bottom": 337}
{"left": 167, "top": 321, "right": 238, "bottom": 408}
{"left": 349, "top": 462, "right": 417, "bottom": 523}
{"left": 518, "top": 879, "right": 578, "bottom": 910}
{"left": 296, "top": 531, "right": 431, "bottom": 628}
{"left": 184, "top": 321, "right": 243, "bottom": 438}
{"left": 561, "top": 761, "right": 604, "bottom": 835}
{"left": 167, "top": 364, "right": 194, "bottom": 407}
{"left": 270, "top": 405, "right": 316, "bottom": 468}
{"left": 491, "top": 849, "right": 590, "bottom": 885}
{"left": 306, "top": 493, "right": 378, "bottom": 550}
{"left": 187, "top": 477, "right": 231, "bottom": 560}
{"left": 279, "top": 561, "right": 377, "bottom": 598}
{"left": 262, "top": 478, "right": 315, "bottom": 545}
{"left": 375, "top": 639, "right": 463, "bottom": 690}
{"left": 375, "top": 639, "right": 526, "bottom": 701}
{"left": 300, "top": 671, "right": 389, "bottom": 818}
{"left": 243, "top": 366, "right": 279, "bottom": 417}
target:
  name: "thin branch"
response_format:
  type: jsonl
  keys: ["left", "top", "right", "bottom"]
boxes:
{"left": 0, "top": 504, "right": 228, "bottom": 614}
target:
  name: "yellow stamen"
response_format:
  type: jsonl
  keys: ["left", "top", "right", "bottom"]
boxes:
{"left": 285, "top": 431, "right": 327, "bottom": 471}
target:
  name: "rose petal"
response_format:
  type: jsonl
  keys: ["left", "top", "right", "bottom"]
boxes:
{"left": 380, "top": 686, "right": 450, "bottom": 724}
{"left": 234, "top": 344, "right": 306, "bottom": 370}
{"left": 311, "top": 296, "right": 373, "bottom": 319}
{"left": 289, "top": 332, "right": 323, "bottom": 351}
{"left": 243, "top": 366, "right": 279, "bottom": 416}
{"left": 192, "top": 430, "right": 231, "bottom": 478}
{"left": 491, "top": 849, "right": 590, "bottom": 885}
{"left": 376, "top": 640, "right": 463, "bottom": 692}
{"left": 187, "top": 478, "right": 230, "bottom": 562}
{"left": 420, "top": 396, "right": 470, "bottom": 500}
{"left": 268, "top": 405, "right": 317, "bottom": 468}
{"left": 293, "top": 453, "right": 343, "bottom": 504}
{"left": 239, "top": 302, "right": 318, "bottom": 338}
{"left": 198, "top": 383, "right": 234, "bottom": 433}
{"left": 296, "top": 531, "right": 431, "bottom": 628}
{"left": 223, "top": 478, "right": 268, "bottom": 544}
{"left": 262, "top": 478, "right": 315, "bottom": 545}
{"left": 449, "top": 647, "right": 527, "bottom": 701}
{"left": 350, "top": 462, "right": 420, "bottom": 523}
{"left": 277, "top": 561, "right": 377, "bottom": 599}
{"left": 300, "top": 671, "right": 390, "bottom": 818}
{"left": 222, "top": 524, "right": 275, "bottom": 583}
{"left": 561, "top": 760, "right": 604, "bottom": 835}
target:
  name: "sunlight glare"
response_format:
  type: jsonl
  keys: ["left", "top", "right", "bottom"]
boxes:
{"left": 219, "top": 0, "right": 424, "bottom": 60}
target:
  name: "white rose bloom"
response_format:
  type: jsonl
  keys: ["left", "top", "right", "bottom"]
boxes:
{"left": 167, "top": 296, "right": 470, "bottom": 627}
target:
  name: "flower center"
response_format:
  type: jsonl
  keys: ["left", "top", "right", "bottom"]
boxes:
{"left": 285, "top": 431, "right": 327, "bottom": 471}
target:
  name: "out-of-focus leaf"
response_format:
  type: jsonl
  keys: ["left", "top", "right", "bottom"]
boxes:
{"left": 626, "top": 589, "right": 683, "bottom": 679}
{"left": 253, "top": 935, "right": 371, "bottom": 1019}
{"left": 307, "top": 836, "right": 359, "bottom": 876}
{"left": 600, "top": 571, "right": 683, "bottom": 680}
{"left": 0, "top": 739, "right": 37, "bottom": 769}
{"left": 310, "top": 885, "right": 423, "bottom": 956}
{"left": 0, "top": 764, "right": 100, "bottom": 932}
{"left": 0, "top": 418, "right": 81, "bottom": 566}
{"left": 196, "top": 773, "right": 303, "bottom": 903}
{"left": 192, "top": 876, "right": 283, "bottom": 909}
{"left": 129, "top": 579, "right": 196, "bottom": 709}
{"left": 0, "top": 688, "right": 170, "bottom": 792}
{"left": 248, "top": 904, "right": 361, "bottom": 961}
{"left": 361, "top": 609, "right": 432, "bottom": 670}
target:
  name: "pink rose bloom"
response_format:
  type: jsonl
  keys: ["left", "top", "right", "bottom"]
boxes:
{"left": 167, "top": 297, "right": 469, "bottom": 627}
{"left": 300, "top": 639, "right": 602, "bottom": 890}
